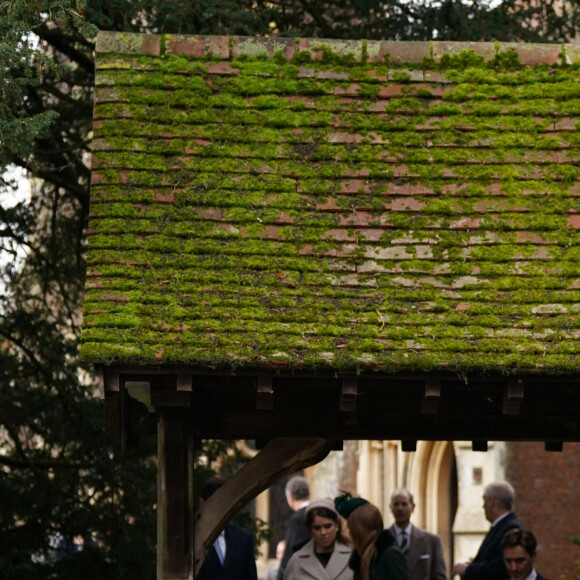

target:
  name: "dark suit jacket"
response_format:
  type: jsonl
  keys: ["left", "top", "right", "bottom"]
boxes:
{"left": 464, "top": 512, "right": 522, "bottom": 580}
{"left": 505, "top": 572, "right": 551, "bottom": 580}
{"left": 197, "top": 523, "right": 257, "bottom": 580}
{"left": 390, "top": 525, "right": 447, "bottom": 580}
{"left": 277, "top": 507, "right": 310, "bottom": 580}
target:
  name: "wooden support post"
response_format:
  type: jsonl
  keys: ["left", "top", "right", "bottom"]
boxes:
{"left": 193, "top": 437, "right": 333, "bottom": 577}
{"left": 158, "top": 410, "right": 193, "bottom": 580}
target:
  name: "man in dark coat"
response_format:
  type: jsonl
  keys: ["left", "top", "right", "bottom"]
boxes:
{"left": 196, "top": 478, "right": 257, "bottom": 580}
{"left": 501, "top": 528, "right": 552, "bottom": 580}
{"left": 277, "top": 475, "right": 311, "bottom": 580}
{"left": 453, "top": 481, "right": 521, "bottom": 580}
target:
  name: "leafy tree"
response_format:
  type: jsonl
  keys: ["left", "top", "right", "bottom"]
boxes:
{"left": 2, "top": 0, "right": 580, "bottom": 578}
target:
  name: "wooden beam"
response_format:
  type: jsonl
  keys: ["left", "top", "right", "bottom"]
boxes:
{"left": 472, "top": 441, "right": 488, "bottom": 452}
{"left": 193, "top": 437, "right": 333, "bottom": 576}
{"left": 402, "top": 440, "right": 417, "bottom": 452}
{"left": 421, "top": 379, "right": 441, "bottom": 414}
{"left": 157, "top": 410, "right": 192, "bottom": 580}
{"left": 545, "top": 441, "right": 563, "bottom": 452}
{"left": 340, "top": 376, "right": 357, "bottom": 412}
{"left": 151, "top": 385, "right": 191, "bottom": 408}
{"left": 503, "top": 380, "right": 524, "bottom": 415}
{"left": 257, "top": 375, "right": 274, "bottom": 410}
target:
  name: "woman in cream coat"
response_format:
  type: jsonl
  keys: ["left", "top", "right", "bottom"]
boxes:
{"left": 284, "top": 498, "right": 353, "bottom": 580}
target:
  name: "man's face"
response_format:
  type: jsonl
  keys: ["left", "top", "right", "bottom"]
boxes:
{"left": 390, "top": 492, "right": 415, "bottom": 527}
{"left": 503, "top": 545, "right": 535, "bottom": 580}
{"left": 483, "top": 495, "right": 495, "bottom": 522}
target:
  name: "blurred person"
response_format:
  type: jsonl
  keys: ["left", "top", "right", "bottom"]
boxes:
{"left": 389, "top": 489, "right": 446, "bottom": 580}
{"left": 284, "top": 498, "right": 353, "bottom": 580}
{"left": 501, "top": 529, "right": 551, "bottom": 580}
{"left": 278, "top": 475, "right": 311, "bottom": 579}
{"left": 453, "top": 481, "right": 521, "bottom": 580}
{"left": 267, "top": 540, "right": 286, "bottom": 580}
{"left": 197, "top": 478, "right": 257, "bottom": 580}
{"left": 335, "top": 492, "right": 410, "bottom": 580}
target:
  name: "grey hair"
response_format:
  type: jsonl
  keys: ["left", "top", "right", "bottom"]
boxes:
{"left": 484, "top": 481, "right": 515, "bottom": 510}
{"left": 285, "top": 475, "right": 310, "bottom": 500}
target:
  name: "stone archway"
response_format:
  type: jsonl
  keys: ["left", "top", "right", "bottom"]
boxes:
{"left": 404, "top": 441, "right": 458, "bottom": 574}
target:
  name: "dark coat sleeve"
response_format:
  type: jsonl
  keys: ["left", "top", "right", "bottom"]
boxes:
{"left": 277, "top": 508, "right": 310, "bottom": 580}
{"left": 463, "top": 513, "right": 521, "bottom": 580}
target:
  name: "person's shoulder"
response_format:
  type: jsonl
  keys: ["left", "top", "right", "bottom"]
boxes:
{"left": 505, "top": 512, "right": 521, "bottom": 525}
{"left": 287, "top": 539, "right": 315, "bottom": 567}
{"left": 334, "top": 540, "right": 353, "bottom": 555}
{"left": 294, "top": 538, "right": 315, "bottom": 556}
{"left": 376, "top": 529, "right": 397, "bottom": 551}
{"left": 226, "top": 523, "right": 253, "bottom": 541}
{"left": 414, "top": 526, "right": 441, "bottom": 540}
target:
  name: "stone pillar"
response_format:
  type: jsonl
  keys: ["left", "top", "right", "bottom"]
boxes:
{"left": 452, "top": 441, "right": 506, "bottom": 566}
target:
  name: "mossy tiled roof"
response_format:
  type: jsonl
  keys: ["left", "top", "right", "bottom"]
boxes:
{"left": 81, "top": 32, "right": 580, "bottom": 374}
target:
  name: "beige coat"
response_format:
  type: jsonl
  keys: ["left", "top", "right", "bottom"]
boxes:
{"left": 283, "top": 538, "right": 353, "bottom": 580}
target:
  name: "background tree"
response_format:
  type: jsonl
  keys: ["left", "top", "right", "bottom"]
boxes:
{"left": 1, "top": 0, "right": 580, "bottom": 578}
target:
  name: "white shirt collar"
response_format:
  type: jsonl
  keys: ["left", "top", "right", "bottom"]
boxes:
{"left": 514, "top": 568, "right": 537, "bottom": 580}
{"left": 395, "top": 523, "right": 413, "bottom": 537}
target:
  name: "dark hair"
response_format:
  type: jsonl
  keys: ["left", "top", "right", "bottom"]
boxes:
{"left": 201, "top": 478, "right": 225, "bottom": 501}
{"left": 501, "top": 528, "right": 537, "bottom": 557}
{"left": 285, "top": 476, "right": 310, "bottom": 500}
{"left": 306, "top": 506, "right": 349, "bottom": 546}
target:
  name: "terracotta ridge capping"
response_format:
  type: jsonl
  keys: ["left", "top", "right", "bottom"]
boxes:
{"left": 95, "top": 30, "right": 580, "bottom": 65}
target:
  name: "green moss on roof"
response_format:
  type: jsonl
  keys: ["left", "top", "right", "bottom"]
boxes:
{"left": 81, "top": 33, "right": 580, "bottom": 374}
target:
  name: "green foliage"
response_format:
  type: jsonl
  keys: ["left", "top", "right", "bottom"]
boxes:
{"left": 193, "top": 440, "right": 271, "bottom": 550}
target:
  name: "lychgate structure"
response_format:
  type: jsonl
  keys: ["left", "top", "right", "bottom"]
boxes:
{"left": 81, "top": 32, "right": 580, "bottom": 579}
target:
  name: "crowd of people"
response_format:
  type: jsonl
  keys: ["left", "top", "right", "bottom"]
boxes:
{"left": 199, "top": 476, "right": 550, "bottom": 580}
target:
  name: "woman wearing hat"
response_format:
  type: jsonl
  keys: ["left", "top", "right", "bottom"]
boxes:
{"left": 283, "top": 498, "right": 353, "bottom": 580}
{"left": 334, "top": 493, "right": 410, "bottom": 580}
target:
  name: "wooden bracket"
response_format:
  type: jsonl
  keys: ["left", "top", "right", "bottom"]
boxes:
{"left": 331, "top": 439, "right": 344, "bottom": 451}
{"left": 177, "top": 374, "right": 193, "bottom": 391}
{"left": 193, "top": 437, "right": 333, "bottom": 576}
{"left": 472, "top": 440, "right": 488, "bottom": 452}
{"left": 257, "top": 375, "right": 274, "bottom": 410}
{"left": 421, "top": 379, "right": 441, "bottom": 414}
{"left": 340, "top": 376, "right": 358, "bottom": 412}
{"left": 503, "top": 380, "right": 524, "bottom": 415}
